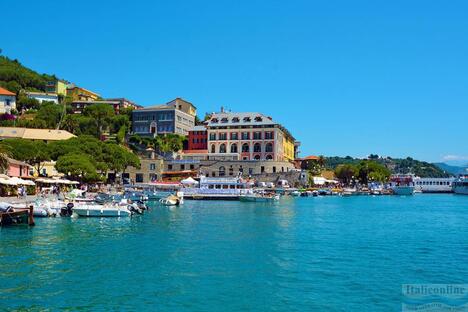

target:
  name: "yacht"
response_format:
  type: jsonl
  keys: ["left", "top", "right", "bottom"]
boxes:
{"left": 452, "top": 176, "right": 468, "bottom": 195}
{"left": 390, "top": 175, "right": 415, "bottom": 195}
{"left": 182, "top": 176, "right": 253, "bottom": 200}
{"left": 413, "top": 177, "right": 455, "bottom": 193}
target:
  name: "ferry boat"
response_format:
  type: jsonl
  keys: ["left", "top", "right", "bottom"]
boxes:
{"left": 413, "top": 177, "right": 455, "bottom": 193}
{"left": 390, "top": 175, "right": 415, "bottom": 195}
{"left": 182, "top": 176, "right": 253, "bottom": 200}
{"left": 452, "top": 175, "right": 468, "bottom": 195}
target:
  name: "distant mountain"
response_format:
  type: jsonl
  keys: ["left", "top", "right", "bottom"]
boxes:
{"left": 433, "top": 163, "right": 468, "bottom": 176}
{"left": 324, "top": 156, "right": 450, "bottom": 178}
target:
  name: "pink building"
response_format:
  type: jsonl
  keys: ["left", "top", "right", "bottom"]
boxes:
{"left": 7, "top": 158, "right": 32, "bottom": 178}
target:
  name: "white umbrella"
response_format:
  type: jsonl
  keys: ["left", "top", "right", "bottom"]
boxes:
{"left": 22, "top": 180, "right": 36, "bottom": 186}
{"left": 181, "top": 177, "right": 198, "bottom": 185}
{"left": 0, "top": 178, "right": 16, "bottom": 185}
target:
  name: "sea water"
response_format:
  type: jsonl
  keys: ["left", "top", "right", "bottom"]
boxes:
{"left": 1, "top": 194, "right": 467, "bottom": 311}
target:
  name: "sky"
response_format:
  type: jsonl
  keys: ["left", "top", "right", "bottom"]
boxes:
{"left": 3, "top": 0, "right": 468, "bottom": 164}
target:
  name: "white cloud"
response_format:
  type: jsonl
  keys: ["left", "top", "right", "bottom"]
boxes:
{"left": 443, "top": 155, "right": 468, "bottom": 161}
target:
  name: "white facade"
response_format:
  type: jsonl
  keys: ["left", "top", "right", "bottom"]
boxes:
{"left": 0, "top": 94, "right": 16, "bottom": 114}
{"left": 26, "top": 92, "right": 59, "bottom": 104}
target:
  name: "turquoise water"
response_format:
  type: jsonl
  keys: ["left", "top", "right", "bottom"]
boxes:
{"left": 1, "top": 195, "right": 467, "bottom": 311}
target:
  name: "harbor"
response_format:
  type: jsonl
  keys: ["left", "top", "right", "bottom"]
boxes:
{"left": 1, "top": 194, "right": 466, "bottom": 311}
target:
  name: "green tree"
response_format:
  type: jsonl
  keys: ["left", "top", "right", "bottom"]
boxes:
{"left": 83, "top": 103, "right": 115, "bottom": 138}
{"left": 0, "top": 139, "right": 50, "bottom": 174}
{"left": 34, "top": 101, "right": 63, "bottom": 128}
{"left": 334, "top": 164, "right": 358, "bottom": 185}
{"left": 55, "top": 154, "right": 102, "bottom": 182}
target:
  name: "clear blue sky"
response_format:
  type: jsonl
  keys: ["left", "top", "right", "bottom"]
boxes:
{"left": 4, "top": 0, "right": 468, "bottom": 163}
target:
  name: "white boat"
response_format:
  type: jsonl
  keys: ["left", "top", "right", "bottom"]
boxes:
{"left": 159, "top": 192, "right": 184, "bottom": 206}
{"left": 453, "top": 176, "right": 468, "bottom": 195}
{"left": 390, "top": 175, "right": 415, "bottom": 195}
{"left": 413, "top": 177, "right": 454, "bottom": 193}
{"left": 182, "top": 176, "right": 253, "bottom": 200}
{"left": 239, "top": 193, "right": 280, "bottom": 202}
{"left": 290, "top": 190, "right": 301, "bottom": 197}
{"left": 342, "top": 188, "right": 358, "bottom": 196}
{"left": 73, "top": 204, "right": 132, "bottom": 217}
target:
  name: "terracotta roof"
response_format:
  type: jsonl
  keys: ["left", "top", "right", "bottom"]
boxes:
{"left": 304, "top": 155, "right": 320, "bottom": 160}
{"left": 0, "top": 87, "right": 15, "bottom": 96}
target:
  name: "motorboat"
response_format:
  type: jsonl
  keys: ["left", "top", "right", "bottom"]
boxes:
{"left": 73, "top": 203, "right": 132, "bottom": 217}
{"left": 342, "top": 188, "right": 358, "bottom": 196}
{"left": 239, "top": 193, "right": 280, "bottom": 203}
{"left": 290, "top": 190, "right": 301, "bottom": 197}
{"left": 159, "top": 192, "right": 184, "bottom": 206}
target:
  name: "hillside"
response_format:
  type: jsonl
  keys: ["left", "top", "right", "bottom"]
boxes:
{"left": 324, "top": 156, "right": 450, "bottom": 178}
{"left": 0, "top": 55, "right": 56, "bottom": 94}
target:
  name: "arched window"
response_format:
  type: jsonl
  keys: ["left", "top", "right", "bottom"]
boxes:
{"left": 242, "top": 143, "right": 249, "bottom": 153}
{"left": 254, "top": 143, "right": 261, "bottom": 153}
{"left": 219, "top": 166, "right": 226, "bottom": 176}
{"left": 254, "top": 155, "right": 261, "bottom": 160}
{"left": 230, "top": 143, "right": 238, "bottom": 153}
{"left": 219, "top": 144, "right": 226, "bottom": 153}
{"left": 265, "top": 143, "right": 273, "bottom": 153}
{"left": 211, "top": 144, "right": 216, "bottom": 153}
{"left": 266, "top": 154, "right": 273, "bottom": 160}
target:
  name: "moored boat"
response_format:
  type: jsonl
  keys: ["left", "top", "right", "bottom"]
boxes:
{"left": 239, "top": 193, "right": 280, "bottom": 202}
{"left": 73, "top": 204, "right": 132, "bottom": 217}
{"left": 390, "top": 175, "right": 415, "bottom": 195}
{"left": 452, "top": 175, "right": 468, "bottom": 195}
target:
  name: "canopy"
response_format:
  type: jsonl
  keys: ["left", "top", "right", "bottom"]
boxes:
{"left": 36, "top": 177, "right": 79, "bottom": 185}
{"left": 181, "top": 177, "right": 198, "bottom": 185}
{"left": 0, "top": 176, "right": 35, "bottom": 186}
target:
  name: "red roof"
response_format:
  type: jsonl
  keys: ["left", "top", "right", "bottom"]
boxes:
{"left": 0, "top": 87, "right": 15, "bottom": 96}
{"left": 304, "top": 155, "right": 319, "bottom": 160}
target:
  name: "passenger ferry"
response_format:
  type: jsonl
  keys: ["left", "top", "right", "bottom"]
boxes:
{"left": 182, "top": 176, "right": 253, "bottom": 200}
{"left": 390, "top": 175, "right": 414, "bottom": 195}
{"left": 413, "top": 177, "right": 455, "bottom": 193}
{"left": 452, "top": 175, "right": 468, "bottom": 195}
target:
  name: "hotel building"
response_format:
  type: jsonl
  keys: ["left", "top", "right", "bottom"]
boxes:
{"left": 205, "top": 111, "right": 296, "bottom": 162}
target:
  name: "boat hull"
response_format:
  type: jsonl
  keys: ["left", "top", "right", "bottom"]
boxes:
{"left": 73, "top": 206, "right": 131, "bottom": 217}
{"left": 392, "top": 186, "right": 414, "bottom": 195}
{"left": 453, "top": 186, "right": 468, "bottom": 195}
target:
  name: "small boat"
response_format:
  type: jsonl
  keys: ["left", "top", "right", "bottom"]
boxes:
{"left": 0, "top": 204, "right": 35, "bottom": 226}
{"left": 239, "top": 193, "right": 280, "bottom": 202}
{"left": 159, "top": 192, "right": 184, "bottom": 206}
{"left": 342, "top": 188, "right": 358, "bottom": 196}
{"left": 290, "top": 190, "right": 301, "bottom": 197}
{"left": 73, "top": 204, "right": 132, "bottom": 217}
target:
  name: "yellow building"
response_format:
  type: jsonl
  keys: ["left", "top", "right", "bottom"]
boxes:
{"left": 67, "top": 85, "right": 99, "bottom": 101}
{"left": 31, "top": 161, "right": 60, "bottom": 177}
{"left": 45, "top": 80, "right": 68, "bottom": 96}
{"left": 282, "top": 134, "right": 295, "bottom": 162}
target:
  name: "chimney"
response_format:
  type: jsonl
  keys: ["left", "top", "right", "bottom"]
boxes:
{"left": 221, "top": 106, "right": 224, "bottom": 113}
